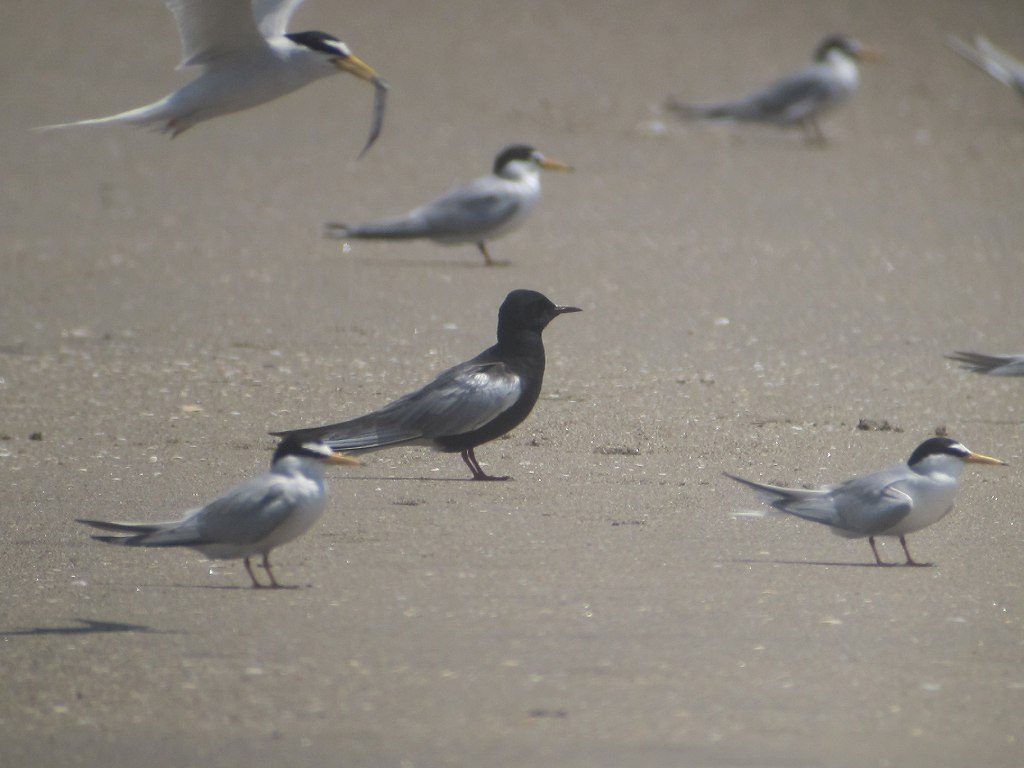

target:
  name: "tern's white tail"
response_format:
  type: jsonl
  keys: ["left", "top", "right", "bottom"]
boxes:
{"left": 37, "top": 98, "right": 183, "bottom": 137}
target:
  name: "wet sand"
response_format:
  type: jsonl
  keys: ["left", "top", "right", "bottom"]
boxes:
{"left": 3, "top": 1, "right": 1024, "bottom": 766}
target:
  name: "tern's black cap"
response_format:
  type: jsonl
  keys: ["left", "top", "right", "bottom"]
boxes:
{"left": 907, "top": 437, "right": 969, "bottom": 466}
{"left": 813, "top": 35, "right": 863, "bottom": 61}
{"left": 286, "top": 31, "right": 349, "bottom": 57}
{"left": 493, "top": 145, "right": 538, "bottom": 174}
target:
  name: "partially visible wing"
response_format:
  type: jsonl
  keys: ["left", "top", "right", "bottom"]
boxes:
{"left": 947, "top": 34, "right": 1024, "bottom": 96}
{"left": 165, "top": 0, "right": 268, "bottom": 68}
{"left": 975, "top": 35, "right": 1024, "bottom": 95}
{"left": 948, "top": 350, "right": 1024, "bottom": 376}
{"left": 252, "top": 0, "right": 306, "bottom": 38}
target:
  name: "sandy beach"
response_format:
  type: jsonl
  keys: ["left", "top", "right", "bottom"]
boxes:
{"left": 3, "top": 1, "right": 1024, "bottom": 765}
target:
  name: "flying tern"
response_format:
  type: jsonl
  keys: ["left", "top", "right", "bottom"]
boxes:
{"left": 272, "top": 289, "right": 581, "bottom": 480}
{"left": 725, "top": 437, "right": 1006, "bottom": 566}
{"left": 667, "top": 34, "right": 881, "bottom": 143}
{"left": 78, "top": 439, "right": 359, "bottom": 588}
{"left": 41, "top": 0, "right": 388, "bottom": 155}
{"left": 324, "top": 145, "right": 572, "bottom": 265}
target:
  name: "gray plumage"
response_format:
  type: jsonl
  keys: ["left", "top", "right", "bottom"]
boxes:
{"left": 271, "top": 290, "right": 581, "bottom": 480}
{"left": 325, "top": 145, "right": 572, "bottom": 265}
{"left": 38, "top": 0, "right": 386, "bottom": 153}
{"left": 726, "top": 437, "right": 1005, "bottom": 565}
{"left": 667, "top": 34, "right": 878, "bottom": 143}
{"left": 947, "top": 351, "right": 1024, "bottom": 376}
{"left": 77, "top": 439, "right": 358, "bottom": 587}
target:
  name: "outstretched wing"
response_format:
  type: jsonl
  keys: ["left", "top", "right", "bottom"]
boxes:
{"left": 252, "top": 0, "right": 306, "bottom": 38}
{"left": 165, "top": 0, "right": 269, "bottom": 68}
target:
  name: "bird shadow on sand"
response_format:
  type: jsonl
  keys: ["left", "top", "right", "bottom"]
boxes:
{"left": 342, "top": 473, "right": 514, "bottom": 483}
{"left": 729, "top": 558, "right": 934, "bottom": 569}
{"left": 669, "top": 122, "right": 843, "bottom": 151}
{"left": 191, "top": 583, "right": 303, "bottom": 591}
{"left": 2, "top": 618, "right": 168, "bottom": 637}
{"left": 346, "top": 255, "right": 512, "bottom": 269}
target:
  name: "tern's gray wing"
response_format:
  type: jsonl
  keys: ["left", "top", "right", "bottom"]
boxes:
{"left": 734, "top": 67, "right": 840, "bottom": 122}
{"left": 276, "top": 361, "right": 522, "bottom": 451}
{"left": 725, "top": 472, "right": 841, "bottom": 525}
{"left": 83, "top": 476, "right": 294, "bottom": 548}
{"left": 252, "top": 0, "right": 305, "bottom": 37}
{"left": 333, "top": 177, "right": 522, "bottom": 241}
{"left": 948, "top": 350, "right": 1024, "bottom": 375}
{"left": 414, "top": 177, "right": 524, "bottom": 238}
{"left": 187, "top": 477, "right": 299, "bottom": 545}
{"left": 77, "top": 517, "right": 183, "bottom": 538}
{"left": 165, "top": 0, "right": 269, "bottom": 68}
{"left": 122, "top": 476, "right": 296, "bottom": 548}
{"left": 674, "top": 67, "right": 839, "bottom": 124}
{"left": 827, "top": 469, "right": 914, "bottom": 535}
{"left": 726, "top": 468, "right": 912, "bottom": 536}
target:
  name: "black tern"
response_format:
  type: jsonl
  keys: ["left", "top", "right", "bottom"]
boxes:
{"left": 272, "top": 289, "right": 581, "bottom": 479}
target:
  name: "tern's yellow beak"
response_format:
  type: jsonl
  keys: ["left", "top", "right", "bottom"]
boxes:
{"left": 326, "top": 452, "right": 362, "bottom": 467}
{"left": 539, "top": 157, "right": 574, "bottom": 172}
{"left": 336, "top": 54, "right": 379, "bottom": 82}
{"left": 856, "top": 46, "right": 885, "bottom": 63}
{"left": 966, "top": 450, "right": 1007, "bottom": 466}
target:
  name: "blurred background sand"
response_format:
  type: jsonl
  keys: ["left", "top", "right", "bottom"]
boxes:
{"left": 2, "top": 1, "right": 1023, "bottom": 766}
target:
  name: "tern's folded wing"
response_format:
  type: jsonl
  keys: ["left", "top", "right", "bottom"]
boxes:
{"left": 830, "top": 471, "right": 913, "bottom": 535}
{"left": 191, "top": 479, "right": 299, "bottom": 545}
{"left": 742, "top": 69, "right": 837, "bottom": 121}
{"left": 274, "top": 361, "right": 522, "bottom": 451}
{"left": 418, "top": 181, "right": 524, "bottom": 238}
